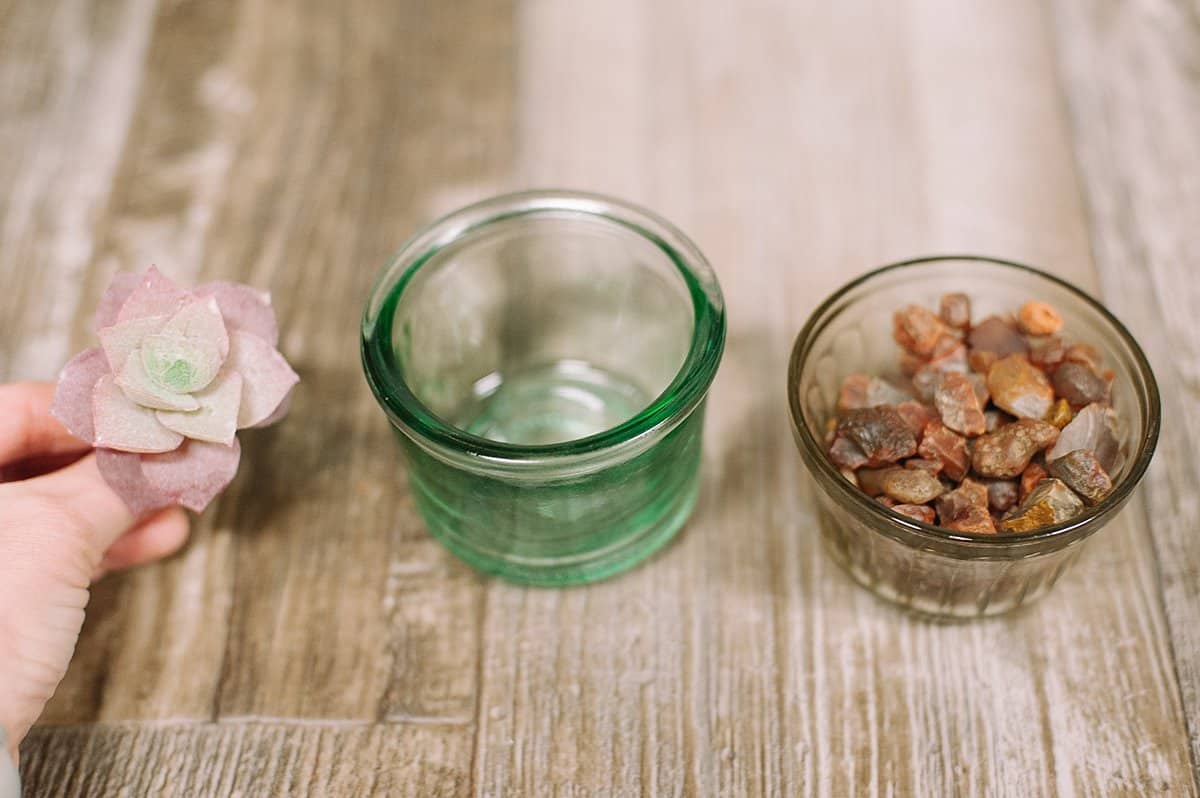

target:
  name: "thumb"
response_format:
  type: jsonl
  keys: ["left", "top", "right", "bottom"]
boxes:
{"left": 26, "top": 453, "right": 135, "bottom": 554}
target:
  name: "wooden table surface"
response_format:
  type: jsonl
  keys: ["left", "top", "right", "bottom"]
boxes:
{"left": 2, "top": 0, "right": 1198, "bottom": 795}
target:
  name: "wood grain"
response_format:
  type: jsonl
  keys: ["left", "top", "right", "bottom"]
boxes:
{"left": 0, "top": 0, "right": 1196, "bottom": 794}
{"left": 20, "top": 722, "right": 472, "bottom": 797}
{"left": 1050, "top": 0, "right": 1200, "bottom": 781}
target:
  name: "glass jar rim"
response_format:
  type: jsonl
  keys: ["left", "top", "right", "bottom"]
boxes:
{"left": 787, "top": 254, "right": 1162, "bottom": 550}
{"left": 361, "top": 189, "right": 726, "bottom": 467}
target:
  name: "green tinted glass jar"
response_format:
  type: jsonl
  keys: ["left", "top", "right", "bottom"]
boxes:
{"left": 362, "top": 191, "right": 725, "bottom": 585}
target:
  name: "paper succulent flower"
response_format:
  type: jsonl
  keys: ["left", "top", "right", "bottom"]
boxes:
{"left": 50, "top": 267, "right": 298, "bottom": 514}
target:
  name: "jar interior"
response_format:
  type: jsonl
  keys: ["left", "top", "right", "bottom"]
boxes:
{"left": 387, "top": 211, "right": 695, "bottom": 445}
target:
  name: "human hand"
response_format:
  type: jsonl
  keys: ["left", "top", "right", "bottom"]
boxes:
{"left": 0, "top": 382, "right": 191, "bottom": 765}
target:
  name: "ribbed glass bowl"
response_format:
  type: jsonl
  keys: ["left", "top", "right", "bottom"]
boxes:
{"left": 786, "top": 256, "right": 1160, "bottom": 619}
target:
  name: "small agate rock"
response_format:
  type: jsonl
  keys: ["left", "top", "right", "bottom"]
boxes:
{"left": 881, "top": 467, "right": 945, "bottom": 504}
{"left": 1020, "top": 462, "right": 1048, "bottom": 501}
{"left": 1064, "top": 342, "right": 1103, "bottom": 372}
{"left": 1046, "top": 403, "right": 1123, "bottom": 474}
{"left": 892, "top": 503, "right": 937, "bottom": 524}
{"left": 1045, "top": 398, "right": 1073, "bottom": 429}
{"left": 1052, "top": 362, "right": 1110, "bottom": 407}
{"left": 835, "top": 406, "right": 918, "bottom": 467}
{"left": 896, "top": 401, "right": 937, "bottom": 440}
{"left": 1047, "top": 449, "right": 1113, "bottom": 505}
{"left": 893, "top": 304, "right": 945, "bottom": 356}
{"left": 934, "top": 372, "right": 986, "bottom": 436}
{"left": 939, "top": 292, "right": 971, "bottom": 330}
{"left": 971, "top": 419, "right": 1059, "bottom": 478}
{"left": 912, "top": 341, "right": 968, "bottom": 400}
{"left": 904, "top": 457, "right": 944, "bottom": 476}
{"left": 937, "top": 478, "right": 995, "bottom": 533}
{"left": 1017, "top": 300, "right": 1064, "bottom": 335}
{"left": 1001, "top": 478, "right": 1084, "bottom": 533}
{"left": 968, "top": 316, "right": 1028, "bottom": 358}
{"left": 986, "top": 480, "right": 1020, "bottom": 513}
{"left": 918, "top": 420, "right": 970, "bottom": 481}
{"left": 987, "top": 354, "right": 1054, "bottom": 419}
{"left": 1030, "top": 337, "right": 1067, "bottom": 370}
{"left": 838, "top": 374, "right": 913, "bottom": 411}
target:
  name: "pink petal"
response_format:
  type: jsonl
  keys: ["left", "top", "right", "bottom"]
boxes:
{"left": 49, "top": 348, "right": 110, "bottom": 444}
{"left": 156, "top": 371, "right": 243, "bottom": 445}
{"left": 143, "top": 438, "right": 241, "bottom": 512}
{"left": 163, "top": 296, "right": 230, "bottom": 361}
{"left": 93, "top": 374, "right": 184, "bottom": 453}
{"left": 115, "top": 355, "right": 200, "bottom": 411}
{"left": 196, "top": 282, "right": 279, "bottom": 347}
{"left": 250, "top": 383, "right": 294, "bottom": 428}
{"left": 117, "top": 266, "right": 191, "bottom": 323}
{"left": 93, "top": 272, "right": 143, "bottom": 331}
{"left": 98, "top": 440, "right": 241, "bottom": 515}
{"left": 98, "top": 314, "right": 169, "bottom": 372}
{"left": 227, "top": 331, "right": 299, "bottom": 428}
{"left": 96, "top": 449, "right": 173, "bottom": 516}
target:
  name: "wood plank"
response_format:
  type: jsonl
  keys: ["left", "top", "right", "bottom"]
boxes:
{"left": 473, "top": 0, "right": 1195, "bottom": 795}
{"left": 0, "top": 0, "right": 157, "bottom": 376}
{"left": 11, "top": 0, "right": 512, "bottom": 784}
{"left": 1049, "top": 0, "right": 1200, "bottom": 783}
{"left": 20, "top": 722, "right": 472, "bottom": 797}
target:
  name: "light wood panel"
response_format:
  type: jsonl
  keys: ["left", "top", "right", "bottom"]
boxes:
{"left": 0, "top": 0, "right": 1196, "bottom": 794}
{"left": 469, "top": 1, "right": 1194, "bottom": 795}
{"left": 1050, "top": 0, "right": 1200, "bottom": 780}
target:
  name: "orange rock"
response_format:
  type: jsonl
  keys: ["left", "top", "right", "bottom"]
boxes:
{"left": 986, "top": 354, "right": 1054, "bottom": 419}
{"left": 934, "top": 372, "right": 986, "bottom": 436}
{"left": 1017, "top": 300, "right": 1064, "bottom": 335}
{"left": 893, "top": 304, "right": 944, "bottom": 357}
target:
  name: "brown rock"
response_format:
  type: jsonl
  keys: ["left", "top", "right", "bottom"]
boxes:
{"left": 836, "top": 406, "right": 918, "bottom": 467}
{"left": 904, "top": 457, "right": 944, "bottom": 476}
{"left": 1052, "top": 362, "right": 1110, "bottom": 407}
{"left": 939, "top": 292, "right": 971, "bottom": 329}
{"left": 934, "top": 372, "right": 987, "bottom": 436}
{"left": 893, "top": 304, "right": 944, "bottom": 357}
{"left": 828, "top": 434, "right": 868, "bottom": 470}
{"left": 1017, "top": 300, "right": 1064, "bottom": 335}
{"left": 971, "top": 419, "right": 1060, "bottom": 478}
{"left": 1030, "top": 337, "right": 1067, "bottom": 370}
{"left": 968, "top": 315, "right": 1029, "bottom": 358}
{"left": 1047, "top": 449, "right": 1114, "bottom": 505}
{"left": 986, "top": 480, "right": 1020, "bottom": 513}
{"left": 936, "top": 477, "right": 989, "bottom": 525}
{"left": 987, "top": 354, "right": 1055, "bottom": 419}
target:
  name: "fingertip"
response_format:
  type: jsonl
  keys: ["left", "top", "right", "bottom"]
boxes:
{"left": 97, "top": 507, "right": 191, "bottom": 575}
{"left": 28, "top": 454, "right": 135, "bottom": 551}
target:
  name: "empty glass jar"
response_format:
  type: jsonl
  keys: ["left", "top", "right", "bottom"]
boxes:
{"left": 362, "top": 191, "right": 725, "bottom": 585}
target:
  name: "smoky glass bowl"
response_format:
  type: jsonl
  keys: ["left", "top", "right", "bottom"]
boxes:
{"left": 786, "top": 256, "right": 1160, "bottom": 619}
